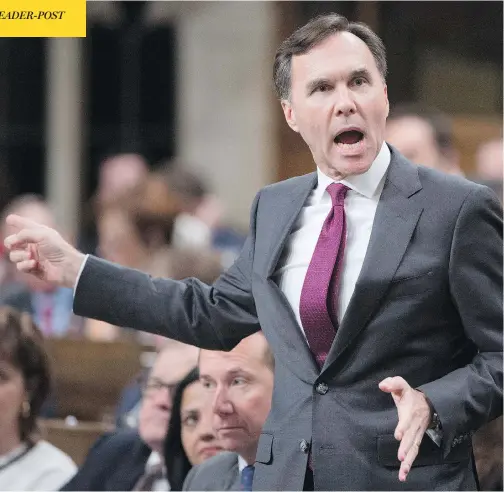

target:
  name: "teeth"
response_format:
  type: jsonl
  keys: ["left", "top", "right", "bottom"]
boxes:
{"left": 336, "top": 141, "right": 361, "bottom": 147}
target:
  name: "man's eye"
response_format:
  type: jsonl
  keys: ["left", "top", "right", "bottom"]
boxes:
{"left": 315, "top": 84, "right": 331, "bottom": 93}
{"left": 201, "top": 380, "right": 214, "bottom": 389}
{"left": 232, "top": 377, "right": 247, "bottom": 386}
{"left": 183, "top": 415, "right": 199, "bottom": 427}
{"left": 353, "top": 77, "right": 366, "bottom": 87}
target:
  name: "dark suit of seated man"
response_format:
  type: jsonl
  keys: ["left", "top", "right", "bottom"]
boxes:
{"left": 183, "top": 333, "right": 274, "bottom": 491}
{"left": 62, "top": 343, "right": 198, "bottom": 491}
{"left": 61, "top": 430, "right": 150, "bottom": 491}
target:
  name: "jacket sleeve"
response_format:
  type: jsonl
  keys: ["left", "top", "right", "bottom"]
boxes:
{"left": 418, "top": 185, "right": 503, "bottom": 457}
{"left": 73, "top": 192, "right": 262, "bottom": 351}
{"left": 60, "top": 433, "right": 113, "bottom": 491}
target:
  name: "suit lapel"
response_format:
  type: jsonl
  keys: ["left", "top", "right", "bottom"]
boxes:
{"left": 265, "top": 173, "right": 318, "bottom": 278}
{"left": 262, "top": 173, "right": 321, "bottom": 380}
{"left": 322, "top": 152, "right": 424, "bottom": 373}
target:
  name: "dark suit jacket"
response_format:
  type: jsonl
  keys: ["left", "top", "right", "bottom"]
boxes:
{"left": 74, "top": 146, "right": 503, "bottom": 491}
{"left": 183, "top": 452, "right": 240, "bottom": 491}
{"left": 61, "top": 430, "right": 151, "bottom": 491}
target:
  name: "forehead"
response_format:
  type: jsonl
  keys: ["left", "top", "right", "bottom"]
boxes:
{"left": 291, "top": 31, "right": 378, "bottom": 82}
{"left": 199, "top": 347, "right": 263, "bottom": 378}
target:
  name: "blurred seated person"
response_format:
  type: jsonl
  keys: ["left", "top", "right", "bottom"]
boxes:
{"left": 183, "top": 332, "right": 274, "bottom": 491}
{"left": 0, "top": 196, "right": 79, "bottom": 337}
{"left": 78, "top": 151, "right": 149, "bottom": 255}
{"left": 116, "top": 339, "right": 197, "bottom": 429}
{"left": 471, "top": 138, "right": 503, "bottom": 203}
{"left": 62, "top": 342, "right": 198, "bottom": 491}
{"left": 164, "top": 368, "right": 224, "bottom": 490}
{"left": 386, "top": 103, "right": 463, "bottom": 176}
{"left": 157, "top": 163, "right": 246, "bottom": 267}
{"left": 0, "top": 307, "right": 76, "bottom": 490}
{"left": 85, "top": 174, "right": 222, "bottom": 342}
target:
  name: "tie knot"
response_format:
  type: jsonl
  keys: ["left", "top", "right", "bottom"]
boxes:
{"left": 326, "top": 182, "right": 349, "bottom": 207}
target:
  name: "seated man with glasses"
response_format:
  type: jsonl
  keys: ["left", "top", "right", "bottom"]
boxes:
{"left": 62, "top": 341, "right": 198, "bottom": 491}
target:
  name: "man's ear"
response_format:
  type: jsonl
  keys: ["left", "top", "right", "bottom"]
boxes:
{"left": 281, "top": 100, "right": 299, "bottom": 133}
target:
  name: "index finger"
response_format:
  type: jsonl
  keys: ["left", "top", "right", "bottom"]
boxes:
{"left": 5, "top": 214, "right": 41, "bottom": 232}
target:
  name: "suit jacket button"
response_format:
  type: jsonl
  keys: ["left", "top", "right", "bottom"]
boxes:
{"left": 299, "top": 439, "right": 309, "bottom": 453}
{"left": 316, "top": 382, "right": 329, "bottom": 395}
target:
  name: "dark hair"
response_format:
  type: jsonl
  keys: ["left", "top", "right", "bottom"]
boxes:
{"left": 388, "top": 103, "right": 455, "bottom": 153}
{"left": 274, "top": 12, "right": 387, "bottom": 100}
{"left": 0, "top": 307, "right": 52, "bottom": 441}
{"left": 164, "top": 367, "right": 199, "bottom": 491}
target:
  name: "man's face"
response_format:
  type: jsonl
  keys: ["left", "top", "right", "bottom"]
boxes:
{"left": 199, "top": 334, "right": 274, "bottom": 462}
{"left": 282, "top": 32, "right": 389, "bottom": 180}
{"left": 138, "top": 344, "right": 198, "bottom": 453}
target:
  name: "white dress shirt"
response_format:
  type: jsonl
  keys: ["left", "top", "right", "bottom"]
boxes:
{"left": 143, "top": 451, "right": 170, "bottom": 491}
{"left": 273, "top": 142, "right": 391, "bottom": 339}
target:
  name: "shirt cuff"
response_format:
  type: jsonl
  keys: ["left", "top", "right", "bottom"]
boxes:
{"left": 73, "top": 254, "right": 89, "bottom": 298}
{"left": 426, "top": 428, "right": 443, "bottom": 447}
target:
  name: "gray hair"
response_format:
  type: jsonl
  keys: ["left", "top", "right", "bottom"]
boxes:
{"left": 273, "top": 13, "right": 387, "bottom": 101}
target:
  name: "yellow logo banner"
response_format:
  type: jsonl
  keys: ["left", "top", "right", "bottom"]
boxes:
{"left": 0, "top": 0, "right": 85, "bottom": 37}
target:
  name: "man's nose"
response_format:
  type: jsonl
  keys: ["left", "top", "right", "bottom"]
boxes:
{"left": 333, "top": 87, "right": 357, "bottom": 117}
{"left": 212, "top": 387, "right": 233, "bottom": 415}
{"left": 152, "top": 388, "right": 172, "bottom": 410}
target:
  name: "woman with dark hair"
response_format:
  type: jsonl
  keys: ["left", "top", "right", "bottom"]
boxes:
{"left": 0, "top": 307, "right": 76, "bottom": 490}
{"left": 164, "top": 368, "right": 224, "bottom": 490}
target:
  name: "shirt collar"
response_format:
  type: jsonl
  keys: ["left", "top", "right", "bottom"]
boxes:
{"left": 314, "top": 141, "right": 391, "bottom": 202}
{"left": 146, "top": 451, "right": 164, "bottom": 471}
{"left": 238, "top": 455, "right": 251, "bottom": 472}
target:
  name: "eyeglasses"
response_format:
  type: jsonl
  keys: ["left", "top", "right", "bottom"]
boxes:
{"left": 142, "top": 377, "right": 178, "bottom": 397}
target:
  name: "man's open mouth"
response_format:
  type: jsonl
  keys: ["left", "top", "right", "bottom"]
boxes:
{"left": 334, "top": 130, "right": 364, "bottom": 145}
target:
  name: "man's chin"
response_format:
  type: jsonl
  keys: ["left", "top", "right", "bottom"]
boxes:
{"left": 217, "top": 428, "right": 246, "bottom": 448}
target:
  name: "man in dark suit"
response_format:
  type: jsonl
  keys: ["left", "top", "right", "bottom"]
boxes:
{"left": 5, "top": 13, "right": 502, "bottom": 491}
{"left": 62, "top": 343, "right": 198, "bottom": 490}
{"left": 183, "top": 332, "right": 274, "bottom": 491}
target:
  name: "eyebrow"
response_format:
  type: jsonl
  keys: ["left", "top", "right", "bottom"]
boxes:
{"left": 350, "top": 68, "right": 373, "bottom": 81}
{"left": 305, "top": 68, "right": 373, "bottom": 95}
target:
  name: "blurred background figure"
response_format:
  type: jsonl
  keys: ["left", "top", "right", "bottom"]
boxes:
{"left": 164, "top": 368, "right": 224, "bottom": 491}
{"left": 474, "top": 138, "right": 503, "bottom": 181}
{"left": 0, "top": 196, "right": 78, "bottom": 338}
{"left": 63, "top": 342, "right": 198, "bottom": 491}
{"left": 471, "top": 138, "right": 503, "bottom": 202}
{"left": 158, "top": 163, "right": 246, "bottom": 269}
{"left": 386, "top": 103, "right": 463, "bottom": 176}
{"left": 0, "top": 307, "right": 76, "bottom": 490}
{"left": 79, "top": 152, "right": 149, "bottom": 256}
{"left": 84, "top": 171, "right": 223, "bottom": 342}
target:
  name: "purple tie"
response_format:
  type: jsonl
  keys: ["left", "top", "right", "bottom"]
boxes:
{"left": 300, "top": 182, "right": 349, "bottom": 368}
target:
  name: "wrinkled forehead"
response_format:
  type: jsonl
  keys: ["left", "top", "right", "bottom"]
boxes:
{"left": 291, "top": 31, "right": 379, "bottom": 84}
